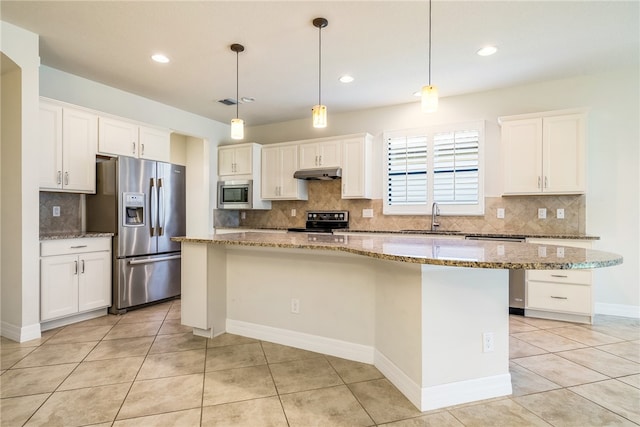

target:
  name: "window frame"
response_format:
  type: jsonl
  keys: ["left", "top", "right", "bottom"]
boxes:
{"left": 383, "top": 121, "right": 485, "bottom": 216}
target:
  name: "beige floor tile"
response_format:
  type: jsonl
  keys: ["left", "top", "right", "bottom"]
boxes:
{"left": 589, "top": 319, "right": 640, "bottom": 341}
{"left": 113, "top": 408, "right": 201, "bottom": 426}
{"left": 117, "top": 304, "right": 171, "bottom": 324}
{"left": 348, "top": 379, "right": 421, "bottom": 424}
{"left": 136, "top": 348, "right": 205, "bottom": 380}
{"left": 158, "top": 318, "right": 193, "bottom": 335}
{"left": 165, "top": 307, "right": 182, "bottom": 320}
{"left": 103, "top": 321, "right": 162, "bottom": 340}
{"left": 550, "top": 325, "right": 624, "bottom": 346}
{"left": 57, "top": 356, "right": 144, "bottom": 390}
{"left": 509, "top": 361, "right": 561, "bottom": 396}
{"left": 570, "top": 379, "right": 640, "bottom": 424}
{"left": 515, "top": 388, "right": 636, "bottom": 426}
{"left": 13, "top": 342, "right": 97, "bottom": 368}
{"left": 0, "top": 393, "right": 50, "bottom": 427}
{"left": 379, "top": 411, "right": 464, "bottom": 426}
{"left": 201, "top": 396, "right": 288, "bottom": 427}
{"left": 0, "top": 330, "right": 57, "bottom": 349}
{"left": 203, "top": 365, "right": 277, "bottom": 406}
{"left": 557, "top": 347, "right": 640, "bottom": 378}
{"left": 281, "top": 384, "right": 374, "bottom": 426}
{"left": 44, "top": 324, "right": 113, "bottom": 344}
{"left": 509, "top": 336, "right": 548, "bottom": 359}
{"left": 0, "top": 346, "right": 36, "bottom": 370}
{"left": 1, "top": 364, "right": 77, "bottom": 398}
{"left": 269, "top": 357, "right": 343, "bottom": 394}
{"left": 512, "top": 353, "right": 609, "bottom": 387}
{"left": 85, "top": 336, "right": 154, "bottom": 361}
{"left": 149, "top": 332, "right": 207, "bottom": 354}
{"left": 597, "top": 340, "right": 640, "bottom": 363}
{"left": 519, "top": 316, "right": 577, "bottom": 329}
{"left": 117, "top": 373, "right": 203, "bottom": 420}
{"left": 450, "top": 398, "right": 548, "bottom": 426}
{"left": 509, "top": 317, "right": 540, "bottom": 333}
{"left": 207, "top": 333, "right": 259, "bottom": 348}
{"left": 511, "top": 330, "right": 586, "bottom": 352}
{"left": 24, "top": 383, "right": 129, "bottom": 427}
{"left": 261, "top": 341, "right": 322, "bottom": 364}
{"left": 326, "top": 355, "right": 384, "bottom": 383}
{"left": 617, "top": 374, "right": 640, "bottom": 389}
{"left": 62, "top": 314, "right": 120, "bottom": 329}
{"left": 205, "top": 342, "right": 266, "bottom": 371}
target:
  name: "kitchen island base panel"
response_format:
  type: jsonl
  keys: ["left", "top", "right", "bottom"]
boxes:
{"left": 180, "top": 243, "right": 512, "bottom": 411}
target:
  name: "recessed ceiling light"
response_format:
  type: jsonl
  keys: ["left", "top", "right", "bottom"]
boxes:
{"left": 151, "top": 53, "right": 170, "bottom": 63}
{"left": 477, "top": 46, "right": 498, "bottom": 56}
{"left": 339, "top": 75, "right": 354, "bottom": 83}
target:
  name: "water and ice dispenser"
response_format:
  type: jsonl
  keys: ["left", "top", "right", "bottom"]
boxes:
{"left": 123, "top": 192, "right": 144, "bottom": 226}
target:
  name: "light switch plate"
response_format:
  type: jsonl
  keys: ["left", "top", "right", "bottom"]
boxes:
{"left": 497, "top": 208, "right": 505, "bottom": 219}
{"left": 557, "top": 208, "right": 565, "bottom": 219}
{"left": 291, "top": 209, "right": 297, "bottom": 217}
{"left": 52, "top": 206, "right": 60, "bottom": 217}
{"left": 538, "top": 208, "right": 547, "bottom": 219}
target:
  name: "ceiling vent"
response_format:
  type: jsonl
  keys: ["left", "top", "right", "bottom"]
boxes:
{"left": 218, "top": 98, "right": 238, "bottom": 106}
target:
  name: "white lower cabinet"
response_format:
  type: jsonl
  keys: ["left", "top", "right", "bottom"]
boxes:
{"left": 40, "top": 238, "right": 111, "bottom": 322}
{"left": 525, "top": 238, "right": 593, "bottom": 324}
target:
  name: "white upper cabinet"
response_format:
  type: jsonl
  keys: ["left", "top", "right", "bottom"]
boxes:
{"left": 39, "top": 100, "right": 97, "bottom": 193}
{"left": 501, "top": 110, "right": 586, "bottom": 195}
{"left": 299, "top": 140, "right": 342, "bottom": 169}
{"left": 341, "top": 134, "right": 373, "bottom": 199}
{"left": 98, "top": 116, "right": 170, "bottom": 162}
{"left": 218, "top": 143, "right": 254, "bottom": 176}
{"left": 261, "top": 144, "right": 308, "bottom": 200}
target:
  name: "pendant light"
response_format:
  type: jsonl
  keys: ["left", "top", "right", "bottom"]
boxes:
{"left": 421, "top": 0, "right": 438, "bottom": 113}
{"left": 312, "top": 17, "right": 328, "bottom": 128}
{"left": 230, "top": 43, "right": 245, "bottom": 140}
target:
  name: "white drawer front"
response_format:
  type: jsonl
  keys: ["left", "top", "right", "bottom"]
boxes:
{"left": 527, "top": 269, "right": 591, "bottom": 285}
{"left": 527, "top": 281, "right": 591, "bottom": 314}
{"left": 41, "top": 237, "right": 111, "bottom": 257}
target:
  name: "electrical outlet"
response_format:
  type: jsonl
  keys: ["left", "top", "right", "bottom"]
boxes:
{"left": 52, "top": 206, "right": 61, "bottom": 217}
{"left": 557, "top": 208, "right": 565, "bottom": 219}
{"left": 291, "top": 208, "right": 297, "bottom": 217}
{"left": 241, "top": 211, "right": 246, "bottom": 220}
{"left": 362, "top": 208, "right": 374, "bottom": 218}
{"left": 557, "top": 247, "right": 565, "bottom": 258}
{"left": 483, "top": 332, "right": 495, "bottom": 353}
{"left": 290, "top": 298, "right": 300, "bottom": 314}
{"left": 538, "top": 208, "right": 547, "bottom": 219}
{"left": 496, "top": 208, "right": 505, "bottom": 219}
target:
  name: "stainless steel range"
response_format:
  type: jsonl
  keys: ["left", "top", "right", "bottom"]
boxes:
{"left": 287, "top": 210, "right": 349, "bottom": 234}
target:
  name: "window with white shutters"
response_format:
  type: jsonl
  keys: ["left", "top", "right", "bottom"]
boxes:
{"left": 384, "top": 122, "right": 484, "bottom": 215}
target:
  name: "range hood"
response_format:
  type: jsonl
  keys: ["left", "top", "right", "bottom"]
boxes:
{"left": 293, "top": 167, "right": 342, "bottom": 180}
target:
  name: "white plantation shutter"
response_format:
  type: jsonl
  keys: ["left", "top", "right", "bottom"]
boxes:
{"left": 433, "top": 129, "right": 479, "bottom": 204}
{"left": 384, "top": 122, "right": 484, "bottom": 215}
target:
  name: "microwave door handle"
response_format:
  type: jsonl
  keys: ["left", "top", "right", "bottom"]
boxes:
{"left": 158, "top": 178, "right": 165, "bottom": 236}
{"left": 150, "top": 178, "right": 157, "bottom": 236}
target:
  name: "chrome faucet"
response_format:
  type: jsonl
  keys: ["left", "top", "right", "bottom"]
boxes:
{"left": 431, "top": 202, "right": 440, "bottom": 231}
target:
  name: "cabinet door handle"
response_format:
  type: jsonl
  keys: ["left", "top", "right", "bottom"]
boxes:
{"left": 70, "top": 245, "right": 88, "bottom": 249}
{"left": 81, "top": 259, "right": 85, "bottom": 274}
{"left": 551, "top": 274, "right": 568, "bottom": 278}
{"left": 132, "top": 142, "right": 136, "bottom": 154}
{"left": 544, "top": 176, "right": 548, "bottom": 188}
{"left": 550, "top": 295, "right": 568, "bottom": 300}
{"left": 538, "top": 176, "right": 542, "bottom": 189}
{"left": 64, "top": 172, "right": 69, "bottom": 185}
{"left": 57, "top": 171, "right": 62, "bottom": 185}
{"left": 74, "top": 260, "right": 78, "bottom": 275}
{"left": 141, "top": 143, "right": 145, "bottom": 156}
{"left": 319, "top": 155, "right": 322, "bottom": 165}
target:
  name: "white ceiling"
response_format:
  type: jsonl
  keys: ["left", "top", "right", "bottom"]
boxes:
{"left": 2, "top": 1, "right": 638, "bottom": 126}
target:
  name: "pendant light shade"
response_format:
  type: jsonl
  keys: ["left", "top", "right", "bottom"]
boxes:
{"left": 421, "top": 0, "right": 439, "bottom": 113}
{"left": 230, "top": 43, "right": 245, "bottom": 140}
{"left": 312, "top": 17, "right": 328, "bottom": 128}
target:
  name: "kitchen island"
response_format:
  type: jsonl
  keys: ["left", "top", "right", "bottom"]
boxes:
{"left": 173, "top": 231, "right": 622, "bottom": 411}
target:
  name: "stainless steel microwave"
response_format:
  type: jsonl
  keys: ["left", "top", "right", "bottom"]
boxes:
{"left": 217, "top": 180, "right": 253, "bottom": 209}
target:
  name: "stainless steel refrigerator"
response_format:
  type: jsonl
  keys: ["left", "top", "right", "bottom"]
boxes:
{"left": 86, "top": 156, "right": 186, "bottom": 313}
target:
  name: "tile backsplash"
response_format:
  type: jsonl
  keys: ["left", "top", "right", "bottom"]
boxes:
{"left": 39, "top": 192, "right": 83, "bottom": 234}
{"left": 225, "top": 180, "right": 585, "bottom": 234}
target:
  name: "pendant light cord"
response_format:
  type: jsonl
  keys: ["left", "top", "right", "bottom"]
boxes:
{"left": 236, "top": 50, "right": 239, "bottom": 118}
{"left": 428, "top": 0, "right": 432, "bottom": 86}
{"left": 318, "top": 24, "right": 322, "bottom": 106}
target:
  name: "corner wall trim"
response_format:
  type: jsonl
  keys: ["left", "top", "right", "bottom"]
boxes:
{"left": 0, "top": 321, "right": 41, "bottom": 343}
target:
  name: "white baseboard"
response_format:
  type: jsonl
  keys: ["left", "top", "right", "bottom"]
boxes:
{"left": 226, "top": 319, "right": 374, "bottom": 364}
{"left": 40, "top": 308, "right": 108, "bottom": 331}
{"left": 595, "top": 303, "right": 640, "bottom": 319}
{"left": 374, "top": 349, "right": 422, "bottom": 409}
{"left": 0, "top": 321, "right": 41, "bottom": 343}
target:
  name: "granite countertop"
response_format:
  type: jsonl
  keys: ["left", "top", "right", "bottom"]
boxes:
{"left": 40, "top": 232, "right": 114, "bottom": 241}
{"left": 173, "top": 231, "right": 621, "bottom": 270}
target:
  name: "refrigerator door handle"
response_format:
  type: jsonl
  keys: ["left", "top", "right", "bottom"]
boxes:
{"left": 150, "top": 178, "right": 157, "bottom": 237}
{"left": 158, "top": 178, "right": 165, "bottom": 236}
{"left": 128, "top": 254, "right": 182, "bottom": 265}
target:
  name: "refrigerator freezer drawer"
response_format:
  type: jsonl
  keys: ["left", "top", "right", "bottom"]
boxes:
{"left": 113, "top": 253, "right": 181, "bottom": 312}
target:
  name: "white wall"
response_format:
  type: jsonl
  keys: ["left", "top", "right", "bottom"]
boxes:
{"left": 0, "top": 21, "right": 41, "bottom": 341}
{"left": 39, "top": 65, "right": 229, "bottom": 234}
{"left": 248, "top": 67, "right": 640, "bottom": 317}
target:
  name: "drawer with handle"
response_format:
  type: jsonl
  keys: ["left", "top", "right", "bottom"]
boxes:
{"left": 527, "top": 281, "right": 591, "bottom": 313}
{"left": 41, "top": 237, "right": 111, "bottom": 257}
{"left": 527, "top": 269, "right": 591, "bottom": 285}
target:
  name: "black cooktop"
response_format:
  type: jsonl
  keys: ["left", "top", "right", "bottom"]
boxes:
{"left": 287, "top": 210, "right": 349, "bottom": 234}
